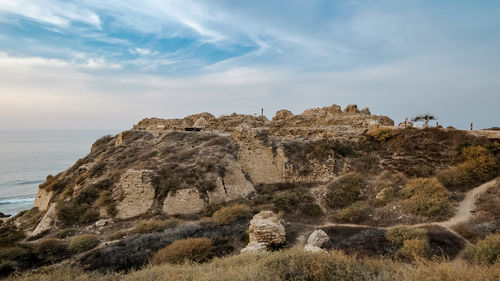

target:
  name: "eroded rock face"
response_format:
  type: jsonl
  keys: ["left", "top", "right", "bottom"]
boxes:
{"left": 113, "top": 169, "right": 156, "bottom": 219}
{"left": 34, "top": 188, "right": 53, "bottom": 212}
{"left": 241, "top": 211, "right": 286, "bottom": 253}
{"left": 32, "top": 204, "right": 57, "bottom": 236}
{"left": 163, "top": 188, "right": 206, "bottom": 215}
{"left": 234, "top": 124, "right": 285, "bottom": 184}
{"left": 207, "top": 161, "right": 255, "bottom": 205}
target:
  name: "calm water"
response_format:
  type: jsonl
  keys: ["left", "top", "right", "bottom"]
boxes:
{"left": 0, "top": 130, "right": 119, "bottom": 216}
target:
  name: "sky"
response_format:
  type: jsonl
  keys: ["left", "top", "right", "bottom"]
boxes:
{"left": 0, "top": 0, "right": 499, "bottom": 130}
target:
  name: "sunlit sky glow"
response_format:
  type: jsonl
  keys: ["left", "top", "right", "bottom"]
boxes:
{"left": 0, "top": 0, "right": 499, "bottom": 129}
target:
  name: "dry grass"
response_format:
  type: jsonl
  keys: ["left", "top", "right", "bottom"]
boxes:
{"left": 5, "top": 248, "right": 500, "bottom": 281}
{"left": 132, "top": 218, "right": 182, "bottom": 234}
{"left": 212, "top": 204, "right": 252, "bottom": 225}
{"left": 463, "top": 234, "right": 500, "bottom": 265}
{"left": 437, "top": 146, "right": 498, "bottom": 190}
{"left": 67, "top": 235, "right": 100, "bottom": 253}
{"left": 386, "top": 226, "right": 427, "bottom": 245}
{"left": 7, "top": 249, "right": 500, "bottom": 281}
{"left": 151, "top": 238, "right": 214, "bottom": 265}
{"left": 401, "top": 178, "right": 453, "bottom": 219}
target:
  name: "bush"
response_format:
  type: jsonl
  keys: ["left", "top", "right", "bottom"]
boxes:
{"left": 212, "top": 204, "right": 252, "bottom": 225}
{"left": 334, "top": 201, "right": 370, "bottom": 223}
{"left": 0, "top": 223, "right": 25, "bottom": 246}
{"left": 96, "top": 191, "right": 117, "bottom": 217}
{"left": 152, "top": 238, "right": 214, "bottom": 265}
{"left": 37, "top": 239, "right": 69, "bottom": 264}
{"left": 326, "top": 174, "right": 366, "bottom": 209}
{"left": 401, "top": 178, "right": 452, "bottom": 219}
{"left": 399, "top": 238, "right": 430, "bottom": 260}
{"left": 437, "top": 146, "right": 498, "bottom": 190}
{"left": 386, "top": 226, "right": 427, "bottom": 245}
{"left": 132, "top": 218, "right": 182, "bottom": 234}
{"left": 68, "top": 235, "right": 100, "bottom": 253}
{"left": 57, "top": 200, "right": 99, "bottom": 226}
{"left": 463, "top": 234, "right": 500, "bottom": 264}
{"left": 56, "top": 229, "right": 76, "bottom": 239}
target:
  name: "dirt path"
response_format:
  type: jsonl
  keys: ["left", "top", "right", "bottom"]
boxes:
{"left": 437, "top": 179, "right": 498, "bottom": 228}
{"left": 295, "top": 178, "right": 499, "bottom": 246}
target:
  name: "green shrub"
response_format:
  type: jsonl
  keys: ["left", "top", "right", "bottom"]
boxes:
{"left": 401, "top": 178, "right": 453, "bottom": 219}
{"left": 212, "top": 204, "right": 252, "bottom": 225}
{"left": 437, "top": 146, "right": 498, "bottom": 190}
{"left": 334, "top": 201, "right": 369, "bottom": 223}
{"left": 463, "top": 234, "right": 500, "bottom": 264}
{"left": 57, "top": 200, "right": 99, "bottom": 226}
{"left": 37, "top": 239, "right": 69, "bottom": 264}
{"left": 132, "top": 218, "right": 182, "bottom": 234}
{"left": 399, "top": 238, "right": 430, "bottom": 260}
{"left": 152, "top": 238, "right": 214, "bottom": 265}
{"left": 386, "top": 226, "right": 427, "bottom": 245}
{"left": 272, "top": 192, "right": 300, "bottom": 213}
{"left": 326, "top": 174, "right": 366, "bottom": 209}
{"left": 68, "top": 235, "right": 100, "bottom": 253}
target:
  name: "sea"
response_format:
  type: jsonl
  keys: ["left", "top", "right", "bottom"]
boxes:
{"left": 0, "top": 130, "right": 119, "bottom": 217}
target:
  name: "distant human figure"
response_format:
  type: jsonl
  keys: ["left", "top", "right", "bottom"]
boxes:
{"left": 470, "top": 122, "right": 473, "bottom": 130}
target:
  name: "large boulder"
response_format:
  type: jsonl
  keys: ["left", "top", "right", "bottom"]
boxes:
{"left": 307, "top": 229, "right": 329, "bottom": 247}
{"left": 304, "top": 229, "right": 329, "bottom": 253}
{"left": 241, "top": 211, "right": 286, "bottom": 253}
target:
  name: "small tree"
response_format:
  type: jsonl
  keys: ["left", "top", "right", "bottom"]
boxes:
{"left": 412, "top": 113, "right": 437, "bottom": 126}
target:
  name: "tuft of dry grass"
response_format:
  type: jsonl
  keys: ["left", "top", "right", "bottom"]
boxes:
{"left": 151, "top": 238, "right": 214, "bottom": 265}
{"left": 212, "top": 204, "right": 252, "bottom": 225}
{"left": 132, "top": 218, "right": 182, "bottom": 234}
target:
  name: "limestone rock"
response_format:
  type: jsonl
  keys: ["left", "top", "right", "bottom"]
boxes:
{"left": 115, "top": 133, "right": 123, "bottom": 147}
{"left": 304, "top": 244, "right": 327, "bottom": 253}
{"left": 344, "top": 104, "right": 360, "bottom": 114}
{"left": 207, "top": 161, "right": 255, "bottom": 205}
{"left": 194, "top": 117, "right": 209, "bottom": 128}
{"left": 34, "top": 188, "right": 53, "bottom": 212}
{"left": 248, "top": 211, "right": 286, "bottom": 245}
{"left": 32, "top": 204, "right": 57, "bottom": 236}
{"left": 240, "top": 242, "right": 267, "bottom": 254}
{"left": 113, "top": 169, "right": 156, "bottom": 219}
{"left": 306, "top": 230, "right": 329, "bottom": 248}
{"left": 272, "top": 109, "right": 294, "bottom": 121}
{"left": 95, "top": 219, "right": 112, "bottom": 227}
{"left": 163, "top": 188, "right": 206, "bottom": 215}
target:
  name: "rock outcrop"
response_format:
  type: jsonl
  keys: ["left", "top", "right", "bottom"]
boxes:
{"left": 31, "top": 204, "right": 57, "bottom": 236}
{"left": 34, "top": 188, "right": 53, "bottom": 212}
{"left": 113, "top": 169, "right": 156, "bottom": 219}
{"left": 163, "top": 188, "right": 206, "bottom": 215}
{"left": 241, "top": 211, "right": 286, "bottom": 253}
{"left": 304, "top": 229, "right": 329, "bottom": 253}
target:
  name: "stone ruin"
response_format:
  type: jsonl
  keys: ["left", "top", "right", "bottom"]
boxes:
{"left": 240, "top": 211, "right": 286, "bottom": 253}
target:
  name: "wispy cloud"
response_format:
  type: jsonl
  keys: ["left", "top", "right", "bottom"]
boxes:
{"left": 0, "top": 0, "right": 101, "bottom": 28}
